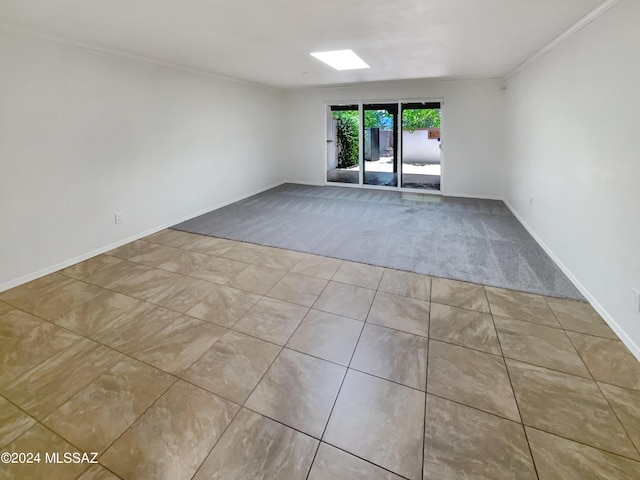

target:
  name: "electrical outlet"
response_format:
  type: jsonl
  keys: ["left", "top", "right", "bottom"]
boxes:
{"left": 114, "top": 212, "right": 124, "bottom": 225}
{"left": 528, "top": 196, "right": 534, "bottom": 206}
{"left": 633, "top": 288, "right": 640, "bottom": 314}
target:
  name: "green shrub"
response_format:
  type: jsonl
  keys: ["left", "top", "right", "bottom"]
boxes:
{"left": 335, "top": 114, "right": 359, "bottom": 168}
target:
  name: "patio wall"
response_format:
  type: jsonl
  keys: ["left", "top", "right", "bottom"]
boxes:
{"left": 402, "top": 130, "right": 441, "bottom": 164}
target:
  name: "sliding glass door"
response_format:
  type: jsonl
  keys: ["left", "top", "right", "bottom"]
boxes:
{"left": 326, "top": 100, "right": 442, "bottom": 191}
{"left": 363, "top": 104, "right": 398, "bottom": 187}
{"left": 400, "top": 102, "right": 441, "bottom": 190}
{"left": 326, "top": 105, "right": 360, "bottom": 184}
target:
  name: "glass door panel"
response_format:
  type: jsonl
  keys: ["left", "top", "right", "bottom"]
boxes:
{"left": 327, "top": 105, "right": 360, "bottom": 184}
{"left": 400, "top": 102, "right": 441, "bottom": 190}
{"left": 363, "top": 104, "right": 398, "bottom": 187}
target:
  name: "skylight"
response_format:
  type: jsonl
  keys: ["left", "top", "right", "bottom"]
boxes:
{"left": 310, "top": 50, "right": 370, "bottom": 71}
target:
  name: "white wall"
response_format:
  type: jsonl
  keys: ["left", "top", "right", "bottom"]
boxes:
{"left": 402, "top": 130, "right": 441, "bottom": 164}
{"left": 504, "top": 0, "right": 640, "bottom": 354}
{"left": 0, "top": 30, "right": 285, "bottom": 289}
{"left": 283, "top": 79, "right": 505, "bottom": 198}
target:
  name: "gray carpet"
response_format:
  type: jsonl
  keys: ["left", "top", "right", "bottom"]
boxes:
{"left": 173, "top": 183, "right": 583, "bottom": 300}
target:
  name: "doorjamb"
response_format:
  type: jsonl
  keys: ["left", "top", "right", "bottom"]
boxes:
{"left": 324, "top": 98, "right": 444, "bottom": 194}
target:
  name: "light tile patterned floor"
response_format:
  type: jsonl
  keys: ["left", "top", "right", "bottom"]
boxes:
{"left": 1, "top": 229, "right": 640, "bottom": 479}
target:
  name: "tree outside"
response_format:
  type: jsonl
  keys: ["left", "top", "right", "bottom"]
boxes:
{"left": 333, "top": 111, "right": 359, "bottom": 168}
{"left": 402, "top": 109, "right": 441, "bottom": 132}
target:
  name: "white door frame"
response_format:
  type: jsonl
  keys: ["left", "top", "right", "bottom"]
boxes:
{"left": 324, "top": 98, "right": 444, "bottom": 194}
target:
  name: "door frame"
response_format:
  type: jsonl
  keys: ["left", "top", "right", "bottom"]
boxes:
{"left": 324, "top": 98, "right": 445, "bottom": 194}
{"left": 362, "top": 102, "right": 399, "bottom": 187}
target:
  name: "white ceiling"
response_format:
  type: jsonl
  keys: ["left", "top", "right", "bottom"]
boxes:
{"left": 0, "top": 0, "right": 606, "bottom": 88}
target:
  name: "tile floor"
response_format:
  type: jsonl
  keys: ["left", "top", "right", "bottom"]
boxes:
{"left": 1, "top": 229, "right": 640, "bottom": 479}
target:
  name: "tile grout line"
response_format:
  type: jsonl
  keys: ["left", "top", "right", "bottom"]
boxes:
{"left": 342, "top": 326, "right": 640, "bottom": 462}
{"left": 542, "top": 294, "right": 618, "bottom": 340}
{"left": 187, "top": 404, "right": 244, "bottom": 480}
{"left": 80, "top": 463, "right": 124, "bottom": 480}
{"left": 427, "top": 336, "right": 504, "bottom": 359}
{"left": 422, "top": 276, "right": 433, "bottom": 480}
{"left": 316, "top": 440, "right": 412, "bottom": 480}
{"left": 0, "top": 300, "right": 226, "bottom": 473}
{"left": 93, "top": 241, "right": 318, "bottom": 308}
{"left": 488, "top": 282, "right": 541, "bottom": 480}
{"left": 53, "top": 261, "right": 252, "bottom": 468}
{"left": 1, "top": 292, "right": 221, "bottom": 384}
{"left": 486, "top": 299, "right": 617, "bottom": 384}
{"left": 12, "top": 346, "right": 180, "bottom": 467}
{"left": 0, "top": 320, "right": 87, "bottom": 391}
{"left": 303, "top": 292, "right": 369, "bottom": 479}
{"left": 425, "top": 391, "right": 533, "bottom": 427}
{"left": 188, "top": 328, "right": 290, "bottom": 479}
{"left": 479, "top": 289, "right": 640, "bottom": 468}
{"left": 1, "top": 388, "right": 136, "bottom": 480}
{"left": 524, "top": 425, "right": 640, "bottom": 464}
{"left": 0, "top": 300, "right": 183, "bottom": 378}
{"left": 15, "top": 421, "right": 94, "bottom": 478}
{"left": 90, "top": 374, "right": 180, "bottom": 464}
{"left": 593, "top": 380, "right": 640, "bottom": 460}
{"left": 135, "top": 234, "right": 343, "bottom": 285}
{"left": 70, "top": 263, "right": 272, "bottom": 338}
{"left": 564, "top": 332, "right": 640, "bottom": 459}
{"left": 305, "top": 275, "right": 384, "bottom": 480}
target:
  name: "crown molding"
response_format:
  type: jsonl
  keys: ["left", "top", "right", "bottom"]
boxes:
{"left": 506, "top": 0, "right": 622, "bottom": 78}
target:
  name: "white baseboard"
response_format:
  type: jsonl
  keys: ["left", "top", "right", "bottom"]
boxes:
{"left": 0, "top": 181, "right": 284, "bottom": 293}
{"left": 286, "top": 180, "right": 325, "bottom": 187}
{"left": 503, "top": 199, "right": 640, "bottom": 362}
{"left": 443, "top": 192, "right": 504, "bottom": 201}
{"left": 297, "top": 180, "right": 503, "bottom": 200}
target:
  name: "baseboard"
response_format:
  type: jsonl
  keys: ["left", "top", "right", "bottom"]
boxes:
{"left": 0, "top": 181, "right": 284, "bottom": 293}
{"left": 503, "top": 199, "right": 640, "bottom": 362}
{"left": 286, "top": 180, "right": 326, "bottom": 187}
{"left": 443, "top": 192, "right": 504, "bottom": 201}
{"left": 290, "top": 180, "right": 504, "bottom": 200}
